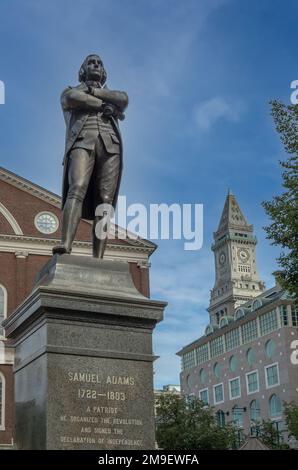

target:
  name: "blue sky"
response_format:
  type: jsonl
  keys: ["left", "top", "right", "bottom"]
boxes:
{"left": 0, "top": 0, "right": 296, "bottom": 388}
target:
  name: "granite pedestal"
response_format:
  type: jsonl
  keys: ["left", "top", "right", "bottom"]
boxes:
{"left": 3, "top": 255, "right": 166, "bottom": 450}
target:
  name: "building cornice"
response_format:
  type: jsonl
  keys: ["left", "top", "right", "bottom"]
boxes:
{"left": 0, "top": 166, "right": 156, "bottom": 254}
{"left": 0, "top": 234, "right": 152, "bottom": 262}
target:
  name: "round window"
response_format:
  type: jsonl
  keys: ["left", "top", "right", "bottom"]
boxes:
{"left": 35, "top": 212, "right": 59, "bottom": 234}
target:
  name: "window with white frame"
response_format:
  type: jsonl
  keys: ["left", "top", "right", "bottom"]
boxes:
{"left": 265, "top": 363, "right": 279, "bottom": 388}
{"left": 229, "top": 377, "right": 241, "bottom": 400}
{"left": 246, "top": 370, "right": 259, "bottom": 394}
{"left": 210, "top": 336, "right": 224, "bottom": 358}
{"left": 225, "top": 328, "right": 240, "bottom": 351}
{"left": 195, "top": 343, "right": 209, "bottom": 365}
{"left": 213, "top": 383, "right": 224, "bottom": 404}
{"left": 0, "top": 285, "right": 7, "bottom": 338}
{"left": 0, "top": 371, "right": 5, "bottom": 430}
{"left": 241, "top": 319, "right": 258, "bottom": 344}
{"left": 199, "top": 388, "right": 209, "bottom": 405}
{"left": 259, "top": 310, "right": 278, "bottom": 336}
{"left": 182, "top": 349, "right": 196, "bottom": 370}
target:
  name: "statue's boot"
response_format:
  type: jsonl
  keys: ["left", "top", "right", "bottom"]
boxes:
{"left": 52, "top": 198, "right": 82, "bottom": 255}
{"left": 92, "top": 213, "right": 109, "bottom": 258}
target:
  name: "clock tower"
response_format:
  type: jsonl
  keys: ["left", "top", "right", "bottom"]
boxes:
{"left": 208, "top": 190, "right": 265, "bottom": 326}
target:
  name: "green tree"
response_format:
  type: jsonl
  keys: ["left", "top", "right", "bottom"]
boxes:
{"left": 155, "top": 394, "right": 237, "bottom": 450}
{"left": 257, "top": 420, "right": 289, "bottom": 450}
{"left": 284, "top": 402, "right": 298, "bottom": 441}
{"left": 262, "top": 100, "right": 298, "bottom": 300}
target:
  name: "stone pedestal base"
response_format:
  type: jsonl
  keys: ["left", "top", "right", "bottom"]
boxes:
{"left": 4, "top": 255, "right": 166, "bottom": 450}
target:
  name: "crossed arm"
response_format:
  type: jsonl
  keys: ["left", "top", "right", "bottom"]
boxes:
{"left": 61, "top": 86, "right": 128, "bottom": 114}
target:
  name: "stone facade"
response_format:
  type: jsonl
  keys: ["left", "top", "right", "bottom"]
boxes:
{"left": 0, "top": 166, "right": 156, "bottom": 447}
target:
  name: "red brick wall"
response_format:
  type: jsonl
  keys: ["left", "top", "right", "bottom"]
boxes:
{"left": 0, "top": 179, "right": 91, "bottom": 241}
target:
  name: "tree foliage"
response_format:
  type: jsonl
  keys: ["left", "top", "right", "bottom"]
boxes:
{"left": 155, "top": 394, "right": 237, "bottom": 450}
{"left": 257, "top": 420, "right": 289, "bottom": 450}
{"left": 262, "top": 100, "right": 298, "bottom": 300}
{"left": 284, "top": 402, "right": 298, "bottom": 441}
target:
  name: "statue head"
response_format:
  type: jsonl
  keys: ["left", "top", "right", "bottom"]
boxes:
{"left": 78, "top": 54, "right": 107, "bottom": 85}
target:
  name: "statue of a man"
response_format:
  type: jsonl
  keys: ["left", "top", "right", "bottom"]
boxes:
{"left": 53, "top": 54, "right": 128, "bottom": 258}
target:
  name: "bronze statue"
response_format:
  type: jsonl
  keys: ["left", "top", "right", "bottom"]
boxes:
{"left": 53, "top": 54, "right": 128, "bottom": 258}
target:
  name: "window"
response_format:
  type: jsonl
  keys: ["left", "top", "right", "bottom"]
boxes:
{"left": 216, "top": 410, "right": 225, "bottom": 427}
{"left": 246, "top": 348, "right": 256, "bottom": 366}
{"left": 246, "top": 370, "right": 259, "bottom": 394}
{"left": 229, "top": 377, "right": 241, "bottom": 400}
{"left": 199, "top": 388, "right": 209, "bottom": 405}
{"left": 238, "top": 265, "right": 251, "bottom": 273}
{"left": 291, "top": 306, "right": 298, "bottom": 327}
{"left": 250, "top": 400, "right": 261, "bottom": 423}
{"left": 235, "top": 308, "right": 245, "bottom": 320}
{"left": 269, "top": 394, "right": 282, "bottom": 418}
{"left": 214, "top": 383, "right": 224, "bottom": 404}
{"left": 206, "top": 325, "right": 213, "bottom": 336}
{"left": 265, "top": 363, "right": 279, "bottom": 388}
{"left": 182, "top": 350, "right": 196, "bottom": 370}
{"left": 242, "top": 320, "right": 258, "bottom": 344}
{"left": 265, "top": 339, "right": 276, "bottom": 359}
{"left": 0, "top": 285, "right": 7, "bottom": 338}
{"left": 225, "top": 328, "right": 240, "bottom": 351}
{"left": 232, "top": 406, "right": 244, "bottom": 427}
{"left": 251, "top": 299, "right": 262, "bottom": 312}
{"left": 280, "top": 305, "right": 288, "bottom": 326}
{"left": 259, "top": 310, "right": 278, "bottom": 336}
{"left": 0, "top": 372, "right": 4, "bottom": 430}
{"left": 219, "top": 317, "right": 228, "bottom": 328}
{"left": 213, "top": 362, "right": 221, "bottom": 379}
{"left": 195, "top": 344, "right": 209, "bottom": 365}
{"left": 210, "top": 336, "right": 224, "bottom": 358}
{"left": 199, "top": 368, "right": 206, "bottom": 384}
{"left": 229, "top": 355, "right": 238, "bottom": 372}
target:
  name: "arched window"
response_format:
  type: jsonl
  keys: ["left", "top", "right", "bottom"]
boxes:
{"left": 250, "top": 400, "right": 261, "bottom": 423}
{"left": 265, "top": 339, "right": 276, "bottom": 359}
{"left": 229, "top": 355, "right": 238, "bottom": 372}
{"left": 269, "top": 394, "right": 282, "bottom": 418}
{"left": 199, "top": 368, "right": 206, "bottom": 384}
{"left": 251, "top": 299, "right": 262, "bottom": 312}
{"left": 0, "top": 285, "right": 7, "bottom": 338}
{"left": 205, "top": 325, "right": 213, "bottom": 336}
{"left": 235, "top": 308, "right": 245, "bottom": 320}
{"left": 0, "top": 371, "right": 5, "bottom": 430}
{"left": 213, "top": 362, "right": 221, "bottom": 379}
{"left": 219, "top": 317, "right": 228, "bottom": 328}
{"left": 232, "top": 405, "right": 244, "bottom": 427}
{"left": 216, "top": 410, "right": 225, "bottom": 427}
{"left": 246, "top": 348, "right": 256, "bottom": 366}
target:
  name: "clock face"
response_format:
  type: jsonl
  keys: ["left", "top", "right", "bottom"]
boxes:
{"left": 35, "top": 212, "right": 59, "bottom": 234}
{"left": 238, "top": 248, "right": 249, "bottom": 263}
{"left": 219, "top": 252, "right": 226, "bottom": 266}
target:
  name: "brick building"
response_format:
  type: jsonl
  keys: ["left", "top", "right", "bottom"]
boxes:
{"left": 177, "top": 192, "right": 298, "bottom": 441}
{"left": 0, "top": 166, "right": 156, "bottom": 447}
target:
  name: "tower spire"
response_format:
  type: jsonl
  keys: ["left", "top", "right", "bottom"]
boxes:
{"left": 208, "top": 193, "right": 265, "bottom": 325}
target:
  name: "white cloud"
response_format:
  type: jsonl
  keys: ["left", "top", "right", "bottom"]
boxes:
{"left": 195, "top": 96, "right": 244, "bottom": 131}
